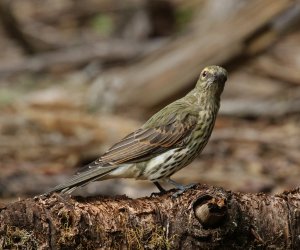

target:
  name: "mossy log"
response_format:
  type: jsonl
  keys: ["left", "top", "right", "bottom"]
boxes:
{"left": 0, "top": 184, "right": 299, "bottom": 249}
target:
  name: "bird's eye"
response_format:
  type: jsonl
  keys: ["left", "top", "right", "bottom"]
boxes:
{"left": 202, "top": 71, "right": 207, "bottom": 77}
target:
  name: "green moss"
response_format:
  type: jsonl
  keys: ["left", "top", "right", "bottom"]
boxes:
{"left": 2, "top": 226, "right": 38, "bottom": 249}
{"left": 57, "top": 209, "right": 78, "bottom": 246}
{"left": 90, "top": 14, "right": 114, "bottom": 36}
{"left": 175, "top": 7, "right": 194, "bottom": 32}
{"left": 124, "top": 222, "right": 176, "bottom": 250}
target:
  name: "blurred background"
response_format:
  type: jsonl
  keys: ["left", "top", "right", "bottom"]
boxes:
{"left": 0, "top": 0, "right": 300, "bottom": 203}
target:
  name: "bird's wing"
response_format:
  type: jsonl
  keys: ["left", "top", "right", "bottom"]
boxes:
{"left": 89, "top": 112, "right": 198, "bottom": 168}
{"left": 49, "top": 113, "right": 197, "bottom": 194}
{"left": 48, "top": 104, "right": 199, "bottom": 194}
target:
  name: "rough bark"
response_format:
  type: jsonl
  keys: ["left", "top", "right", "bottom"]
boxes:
{"left": 0, "top": 184, "right": 299, "bottom": 249}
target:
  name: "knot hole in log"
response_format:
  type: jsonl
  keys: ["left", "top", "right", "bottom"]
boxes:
{"left": 193, "top": 194, "right": 227, "bottom": 229}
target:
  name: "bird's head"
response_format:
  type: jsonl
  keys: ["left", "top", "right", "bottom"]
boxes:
{"left": 196, "top": 65, "right": 227, "bottom": 97}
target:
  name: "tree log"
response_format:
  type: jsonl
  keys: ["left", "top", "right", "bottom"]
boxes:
{"left": 0, "top": 185, "right": 299, "bottom": 249}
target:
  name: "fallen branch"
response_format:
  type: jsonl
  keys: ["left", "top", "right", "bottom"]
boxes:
{"left": 220, "top": 98, "right": 300, "bottom": 117}
{"left": 106, "top": 0, "right": 293, "bottom": 111}
{"left": 0, "top": 39, "right": 165, "bottom": 78}
{"left": 0, "top": 185, "right": 299, "bottom": 249}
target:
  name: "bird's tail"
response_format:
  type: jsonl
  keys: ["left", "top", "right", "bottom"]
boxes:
{"left": 47, "top": 165, "right": 117, "bottom": 194}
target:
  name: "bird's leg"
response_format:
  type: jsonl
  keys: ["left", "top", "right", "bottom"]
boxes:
{"left": 166, "top": 178, "right": 197, "bottom": 198}
{"left": 150, "top": 181, "right": 167, "bottom": 197}
{"left": 153, "top": 181, "right": 166, "bottom": 193}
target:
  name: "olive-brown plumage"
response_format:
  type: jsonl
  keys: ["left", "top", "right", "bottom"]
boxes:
{"left": 49, "top": 65, "right": 228, "bottom": 195}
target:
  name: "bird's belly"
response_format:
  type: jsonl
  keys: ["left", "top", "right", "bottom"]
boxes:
{"left": 108, "top": 137, "right": 208, "bottom": 181}
{"left": 107, "top": 164, "right": 141, "bottom": 179}
{"left": 141, "top": 146, "right": 201, "bottom": 181}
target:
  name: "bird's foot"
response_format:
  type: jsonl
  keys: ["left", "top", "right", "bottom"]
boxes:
{"left": 171, "top": 183, "right": 197, "bottom": 198}
{"left": 150, "top": 190, "right": 166, "bottom": 197}
{"left": 165, "top": 179, "right": 197, "bottom": 198}
{"left": 151, "top": 181, "right": 167, "bottom": 197}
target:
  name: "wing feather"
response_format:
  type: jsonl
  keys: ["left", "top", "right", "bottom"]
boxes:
{"left": 97, "top": 112, "right": 197, "bottom": 165}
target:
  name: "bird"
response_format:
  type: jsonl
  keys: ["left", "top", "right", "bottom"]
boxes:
{"left": 49, "top": 65, "right": 227, "bottom": 196}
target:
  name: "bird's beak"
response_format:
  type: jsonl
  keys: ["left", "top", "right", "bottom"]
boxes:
{"left": 214, "top": 73, "right": 227, "bottom": 83}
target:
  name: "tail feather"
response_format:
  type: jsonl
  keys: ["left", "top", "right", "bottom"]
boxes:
{"left": 47, "top": 166, "right": 117, "bottom": 194}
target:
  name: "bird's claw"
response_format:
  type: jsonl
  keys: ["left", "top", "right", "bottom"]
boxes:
{"left": 150, "top": 190, "right": 166, "bottom": 197}
{"left": 171, "top": 183, "right": 197, "bottom": 198}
